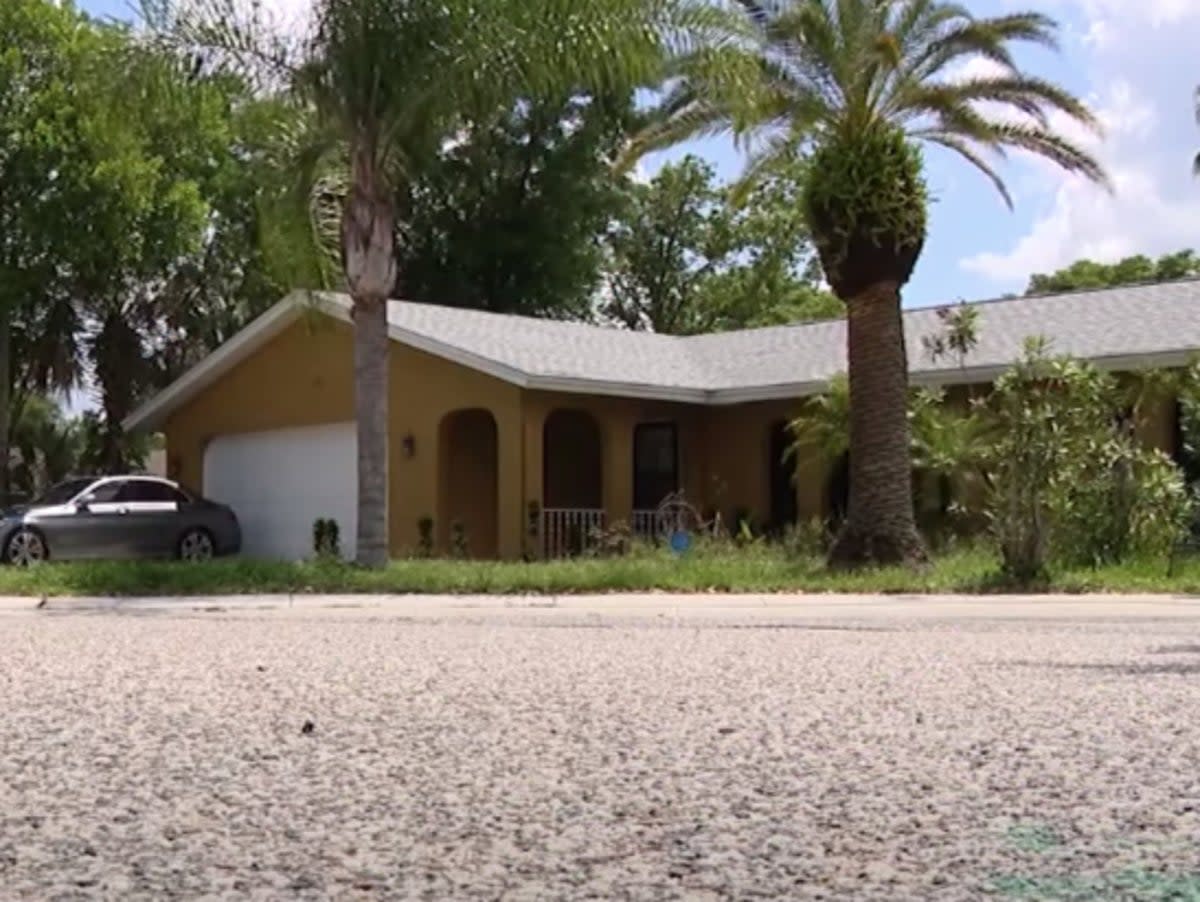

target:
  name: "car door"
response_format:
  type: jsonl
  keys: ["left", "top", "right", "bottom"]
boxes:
{"left": 41, "top": 480, "right": 128, "bottom": 559}
{"left": 115, "top": 480, "right": 184, "bottom": 557}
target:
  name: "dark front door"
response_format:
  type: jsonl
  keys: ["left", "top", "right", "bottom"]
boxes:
{"left": 768, "top": 421, "right": 798, "bottom": 533}
{"left": 633, "top": 423, "right": 678, "bottom": 511}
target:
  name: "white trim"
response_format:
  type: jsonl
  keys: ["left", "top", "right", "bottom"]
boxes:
{"left": 123, "top": 295, "right": 306, "bottom": 432}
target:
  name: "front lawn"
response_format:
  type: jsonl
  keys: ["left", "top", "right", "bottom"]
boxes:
{"left": 3, "top": 547, "right": 1200, "bottom": 597}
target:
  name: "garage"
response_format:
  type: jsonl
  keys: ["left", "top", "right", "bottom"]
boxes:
{"left": 202, "top": 423, "right": 358, "bottom": 560}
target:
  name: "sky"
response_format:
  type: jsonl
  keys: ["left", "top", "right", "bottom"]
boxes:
{"left": 80, "top": 0, "right": 1200, "bottom": 309}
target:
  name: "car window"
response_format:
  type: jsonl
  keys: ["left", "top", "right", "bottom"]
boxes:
{"left": 117, "top": 481, "right": 180, "bottom": 503}
{"left": 34, "top": 478, "right": 98, "bottom": 506}
{"left": 81, "top": 481, "right": 124, "bottom": 504}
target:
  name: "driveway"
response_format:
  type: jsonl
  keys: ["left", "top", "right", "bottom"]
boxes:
{"left": 3, "top": 594, "right": 1200, "bottom": 899}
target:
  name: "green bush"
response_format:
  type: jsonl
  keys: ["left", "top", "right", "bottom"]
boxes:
{"left": 985, "top": 340, "right": 1190, "bottom": 580}
{"left": 312, "top": 518, "right": 341, "bottom": 560}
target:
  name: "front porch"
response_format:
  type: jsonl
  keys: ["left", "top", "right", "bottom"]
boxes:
{"left": 427, "top": 393, "right": 824, "bottom": 560}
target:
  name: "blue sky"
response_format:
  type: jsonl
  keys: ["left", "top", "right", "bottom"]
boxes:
{"left": 81, "top": 0, "right": 1200, "bottom": 308}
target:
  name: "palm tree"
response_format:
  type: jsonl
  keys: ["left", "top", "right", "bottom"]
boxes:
{"left": 630, "top": 0, "right": 1107, "bottom": 567}
{"left": 148, "top": 0, "right": 695, "bottom": 566}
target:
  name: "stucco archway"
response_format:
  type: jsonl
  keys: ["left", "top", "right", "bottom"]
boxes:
{"left": 438, "top": 409, "right": 499, "bottom": 558}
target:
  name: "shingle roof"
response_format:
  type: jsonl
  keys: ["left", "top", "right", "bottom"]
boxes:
{"left": 348, "top": 277, "right": 1200, "bottom": 399}
{"left": 124, "top": 279, "right": 1200, "bottom": 432}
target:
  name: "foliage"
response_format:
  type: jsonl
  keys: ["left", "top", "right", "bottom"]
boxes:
{"left": 400, "top": 93, "right": 637, "bottom": 320}
{"left": 450, "top": 520, "right": 468, "bottom": 559}
{"left": 802, "top": 124, "right": 928, "bottom": 287}
{"left": 15, "top": 545, "right": 1200, "bottom": 597}
{"left": 923, "top": 303, "right": 981, "bottom": 369}
{"left": 984, "top": 340, "right": 1190, "bottom": 581}
{"left": 602, "top": 155, "right": 839, "bottom": 334}
{"left": 416, "top": 517, "right": 435, "bottom": 558}
{"left": 312, "top": 518, "right": 341, "bottom": 559}
{"left": 630, "top": 0, "right": 1106, "bottom": 286}
{"left": 1027, "top": 250, "right": 1200, "bottom": 294}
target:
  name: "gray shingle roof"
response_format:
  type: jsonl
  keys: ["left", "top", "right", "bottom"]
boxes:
{"left": 124, "top": 279, "right": 1200, "bottom": 432}
{"left": 340, "top": 278, "right": 1200, "bottom": 400}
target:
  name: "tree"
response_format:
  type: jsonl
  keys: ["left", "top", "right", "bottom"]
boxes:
{"left": 1027, "top": 250, "right": 1200, "bottom": 294}
{"left": 632, "top": 0, "right": 1106, "bottom": 566}
{"left": 0, "top": 0, "right": 92, "bottom": 499}
{"left": 603, "top": 155, "right": 838, "bottom": 334}
{"left": 400, "top": 93, "right": 637, "bottom": 320}
{"left": 153, "top": 0, "right": 696, "bottom": 567}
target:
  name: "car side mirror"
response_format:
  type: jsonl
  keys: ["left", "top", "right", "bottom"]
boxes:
{"left": 75, "top": 500, "right": 92, "bottom": 513}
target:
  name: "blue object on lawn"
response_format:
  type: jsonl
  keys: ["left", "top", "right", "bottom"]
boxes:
{"left": 669, "top": 530, "right": 691, "bottom": 555}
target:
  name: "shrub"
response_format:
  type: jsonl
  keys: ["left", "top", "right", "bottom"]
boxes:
{"left": 312, "top": 518, "right": 341, "bottom": 560}
{"left": 417, "top": 516, "right": 434, "bottom": 558}
{"left": 985, "top": 340, "right": 1190, "bottom": 580}
{"left": 450, "top": 520, "right": 468, "bottom": 559}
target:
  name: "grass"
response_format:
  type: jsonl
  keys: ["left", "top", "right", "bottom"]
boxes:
{"left": 2, "top": 545, "right": 1200, "bottom": 597}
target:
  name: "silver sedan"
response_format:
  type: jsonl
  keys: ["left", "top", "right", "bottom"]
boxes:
{"left": 1, "top": 476, "right": 242, "bottom": 565}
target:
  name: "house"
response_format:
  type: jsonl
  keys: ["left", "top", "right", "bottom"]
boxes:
{"left": 124, "top": 280, "right": 1200, "bottom": 560}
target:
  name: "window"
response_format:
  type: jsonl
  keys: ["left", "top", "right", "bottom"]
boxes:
{"left": 633, "top": 423, "right": 678, "bottom": 510}
{"left": 117, "top": 481, "right": 187, "bottom": 504}
{"left": 35, "top": 478, "right": 99, "bottom": 506}
{"left": 80, "top": 481, "right": 125, "bottom": 504}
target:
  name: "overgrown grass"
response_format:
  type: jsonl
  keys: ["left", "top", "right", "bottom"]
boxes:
{"left": 3, "top": 545, "right": 1200, "bottom": 597}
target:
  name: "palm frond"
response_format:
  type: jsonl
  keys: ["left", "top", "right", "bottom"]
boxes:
{"left": 922, "top": 133, "right": 1012, "bottom": 207}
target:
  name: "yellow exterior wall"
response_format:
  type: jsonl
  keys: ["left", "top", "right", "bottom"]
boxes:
{"left": 165, "top": 315, "right": 524, "bottom": 559}
{"left": 164, "top": 314, "right": 1189, "bottom": 560}
{"left": 165, "top": 316, "right": 357, "bottom": 496}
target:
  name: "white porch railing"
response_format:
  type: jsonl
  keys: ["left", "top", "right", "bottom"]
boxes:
{"left": 632, "top": 509, "right": 665, "bottom": 541}
{"left": 542, "top": 508, "right": 605, "bottom": 558}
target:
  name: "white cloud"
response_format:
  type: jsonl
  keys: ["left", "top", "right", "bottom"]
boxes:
{"left": 960, "top": 3, "right": 1200, "bottom": 287}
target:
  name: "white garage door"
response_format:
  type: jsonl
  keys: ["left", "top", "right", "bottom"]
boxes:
{"left": 203, "top": 423, "right": 358, "bottom": 560}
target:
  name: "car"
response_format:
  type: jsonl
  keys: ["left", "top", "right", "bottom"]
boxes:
{"left": 0, "top": 475, "right": 241, "bottom": 565}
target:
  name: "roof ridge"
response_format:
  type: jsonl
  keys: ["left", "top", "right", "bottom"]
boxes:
{"left": 904, "top": 274, "right": 1200, "bottom": 315}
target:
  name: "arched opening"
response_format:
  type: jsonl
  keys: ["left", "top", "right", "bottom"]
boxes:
{"left": 438, "top": 409, "right": 499, "bottom": 558}
{"left": 767, "top": 420, "right": 798, "bottom": 534}
{"left": 542, "top": 409, "right": 604, "bottom": 556}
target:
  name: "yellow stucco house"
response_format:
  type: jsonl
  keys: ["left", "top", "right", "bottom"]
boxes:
{"left": 124, "top": 281, "right": 1200, "bottom": 560}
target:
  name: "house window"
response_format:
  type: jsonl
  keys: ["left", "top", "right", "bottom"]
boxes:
{"left": 633, "top": 423, "right": 678, "bottom": 510}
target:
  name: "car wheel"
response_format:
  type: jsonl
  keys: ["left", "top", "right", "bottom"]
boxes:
{"left": 7, "top": 529, "right": 47, "bottom": 566}
{"left": 178, "top": 528, "right": 215, "bottom": 563}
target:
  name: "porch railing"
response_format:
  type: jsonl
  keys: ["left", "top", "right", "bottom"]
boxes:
{"left": 542, "top": 508, "right": 605, "bottom": 558}
{"left": 632, "top": 509, "right": 666, "bottom": 541}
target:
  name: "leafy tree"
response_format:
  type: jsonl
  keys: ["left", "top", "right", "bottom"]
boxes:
{"left": 631, "top": 0, "right": 1106, "bottom": 567}
{"left": 154, "top": 0, "right": 699, "bottom": 567}
{"left": 400, "top": 93, "right": 637, "bottom": 320}
{"left": 1026, "top": 250, "right": 1200, "bottom": 294}
{"left": 603, "top": 155, "right": 838, "bottom": 334}
{"left": 985, "top": 340, "right": 1188, "bottom": 581}
{"left": 0, "top": 0, "right": 92, "bottom": 498}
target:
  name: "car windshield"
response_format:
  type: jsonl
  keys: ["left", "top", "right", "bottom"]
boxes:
{"left": 33, "top": 478, "right": 98, "bottom": 506}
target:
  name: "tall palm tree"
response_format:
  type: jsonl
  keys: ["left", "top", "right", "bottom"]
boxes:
{"left": 630, "top": 0, "right": 1107, "bottom": 566}
{"left": 148, "top": 0, "right": 697, "bottom": 567}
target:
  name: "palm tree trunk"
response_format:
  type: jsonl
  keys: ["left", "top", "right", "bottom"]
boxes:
{"left": 828, "top": 280, "right": 927, "bottom": 567}
{"left": 352, "top": 297, "right": 390, "bottom": 567}
{"left": 343, "top": 147, "right": 396, "bottom": 568}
